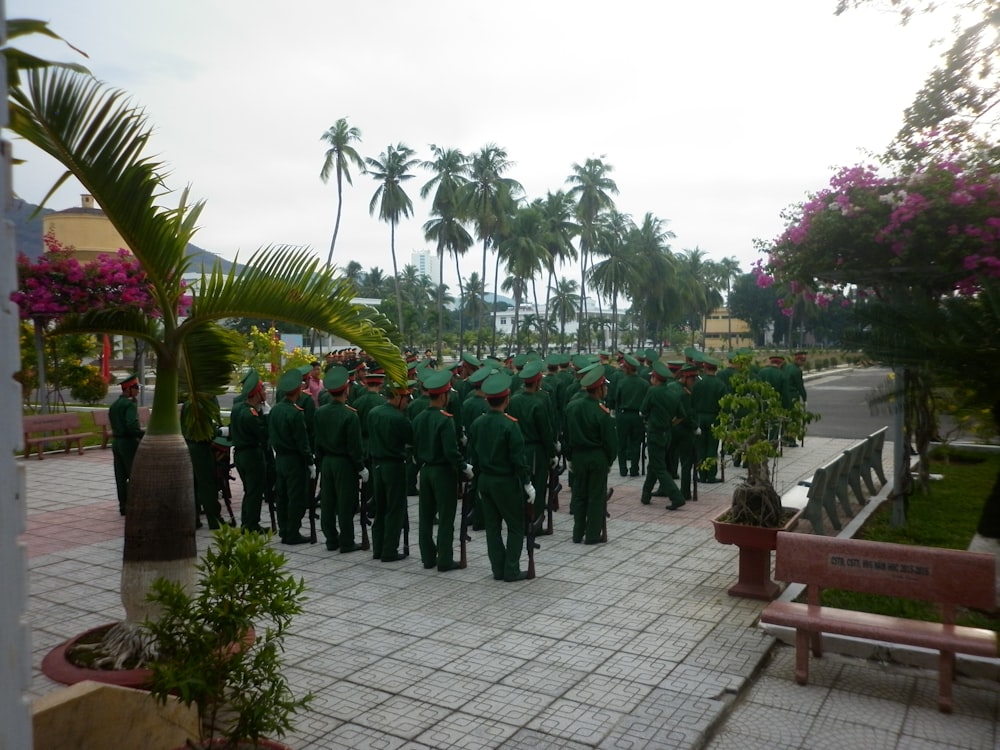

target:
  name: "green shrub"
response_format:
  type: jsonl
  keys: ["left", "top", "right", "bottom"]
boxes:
{"left": 69, "top": 365, "right": 109, "bottom": 404}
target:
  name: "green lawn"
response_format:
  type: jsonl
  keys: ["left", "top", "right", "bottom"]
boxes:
{"left": 820, "top": 449, "right": 1000, "bottom": 633}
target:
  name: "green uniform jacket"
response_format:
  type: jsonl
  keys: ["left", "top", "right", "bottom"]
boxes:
{"left": 468, "top": 410, "right": 529, "bottom": 483}
{"left": 691, "top": 374, "right": 728, "bottom": 420}
{"left": 109, "top": 394, "right": 143, "bottom": 442}
{"left": 367, "top": 403, "right": 412, "bottom": 459}
{"left": 507, "top": 390, "right": 555, "bottom": 459}
{"left": 412, "top": 406, "right": 464, "bottom": 473}
{"left": 616, "top": 372, "right": 649, "bottom": 412}
{"left": 640, "top": 383, "right": 686, "bottom": 434}
{"left": 565, "top": 396, "right": 617, "bottom": 467}
{"left": 268, "top": 400, "right": 312, "bottom": 462}
{"left": 314, "top": 401, "right": 363, "bottom": 473}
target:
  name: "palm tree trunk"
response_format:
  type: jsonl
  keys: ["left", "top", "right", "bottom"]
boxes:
{"left": 542, "top": 269, "right": 554, "bottom": 356}
{"left": 326, "top": 171, "right": 345, "bottom": 269}
{"left": 32, "top": 318, "right": 49, "bottom": 414}
{"left": 478, "top": 238, "right": 488, "bottom": 357}
{"left": 579, "top": 249, "right": 588, "bottom": 352}
{"left": 437, "top": 246, "right": 445, "bottom": 365}
{"left": 491, "top": 251, "right": 502, "bottom": 356}
{"left": 455, "top": 255, "right": 466, "bottom": 358}
{"left": 389, "top": 221, "right": 405, "bottom": 342}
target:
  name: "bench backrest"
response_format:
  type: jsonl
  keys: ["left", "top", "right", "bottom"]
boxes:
{"left": 23, "top": 412, "right": 83, "bottom": 431}
{"left": 91, "top": 410, "right": 110, "bottom": 427}
{"left": 775, "top": 532, "right": 996, "bottom": 613}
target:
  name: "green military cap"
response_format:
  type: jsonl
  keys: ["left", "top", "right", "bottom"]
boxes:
{"left": 387, "top": 378, "right": 416, "bottom": 394}
{"left": 468, "top": 365, "right": 498, "bottom": 386}
{"left": 461, "top": 351, "right": 482, "bottom": 367}
{"left": 423, "top": 369, "right": 453, "bottom": 395}
{"left": 448, "top": 360, "right": 463, "bottom": 372}
{"left": 512, "top": 353, "right": 528, "bottom": 368}
{"left": 651, "top": 360, "right": 672, "bottom": 381}
{"left": 482, "top": 372, "right": 512, "bottom": 398}
{"left": 571, "top": 354, "right": 591, "bottom": 370}
{"left": 278, "top": 368, "right": 304, "bottom": 393}
{"left": 622, "top": 354, "right": 640, "bottom": 370}
{"left": 598, "top": 350, "right": 610, "bottom": 357}
{"left": 683, "top": 347, "right": 697, "bottom": 360}
{"left": 525, "top": 350, "right": 541, "bottom": 361}
{"left": 240, "top": 370, "right": 261, "bottom": 396}
{"left": 323, "top": 365, "right": 350, "bottom": 392}
{"left": 297, "top": 364, "right": 313, "bottom": 376}
{"left": 119, "top": 373, "right": 139, "bottom": 388}
{"left": 577, "top": 361, "right": 602, "bottom": 376}
{"left": 581, "top": 367, "right": 607, "bottom": 390}
{"left": 679, "top": 363, "right": 700, "bottom": 376}
{"left": 769, "top": 353, "right": 786, "bottom": 362}
{"left": 702, "top": 356, "right": 721, "bottom": 369}
{"left": 666, "top": 359, "right": 686, "bottom": 371}
{"left": 645, "top": 348, "right": 659, "bottom": 361}
{"left": 519, "top": 360, "right": 544, "bottom": 381}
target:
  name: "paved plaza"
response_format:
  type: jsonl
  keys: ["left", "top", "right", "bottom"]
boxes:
{"left": 19, "top": 431, "right": 999, "bottom": 749}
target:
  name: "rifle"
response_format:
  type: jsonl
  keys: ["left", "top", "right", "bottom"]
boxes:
{"left": 692, "top": 437, "right": 699, "bottom": 502}
{"left": 525, "top": 499, "right": 539, "bottom": 579}
{"left": 545, "top": 456, "right": 565, "bottom": 535}
{"left": 601, "top": 487, "right": 613, "bottom": 543}
{"left": 212, "top": 439, "right": 237, "bottom": 527}
{"left": 458, "top": 478, "right": 472, "bottom": 568}
{"left": 358, "top": 476, "right": 370, "bottom": 551}
{"left": 403, "top": 503, "right": 410, "bottom": 557}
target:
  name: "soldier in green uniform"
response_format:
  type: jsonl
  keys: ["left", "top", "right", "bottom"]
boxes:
{"left": 181, "top": 394, "right": 224, "bottom": 529}
{"left": 565, "top": 367, "right": 618, "bottom": 544}
{"left": 507, "top": 360, "right": 556, "bottom": 524}
{"left": 674, "top": 364, "right": 700, "bottom": 500}
{"left": 468, "top": 372, "right": 532, "bottom": 581}
{"left": 109, "top": 373, "right": 144, "bottom": 515}
{"left": 412, "top": 370, "right": 473, "bottom": 571}
{"left": 269, "top": 368, "right": 314, "bottom": 544}
{"left": 640, "top": 361, "right": 687, "bottom": 508}
{"left": 460, "top": 365, "right": 496, "bottom": 530}
{"left": 367, "top": 379, "right": 414, "bottom": 562}
{"left": 315, "top": 366, "right": 367, "bottom": 553}
{"left": 615, "top": 354, "right": 649, "bottom": 477}
{"left": 229, "top": 371, "right": 269, "bottom": 532}
{"left": 691, "top": 357, "right": 729, "bottom": 482}
{"left": 757, "top": 353, "right": 793, "bottom": 443}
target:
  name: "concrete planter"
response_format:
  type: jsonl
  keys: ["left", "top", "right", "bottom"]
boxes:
{"left": 41, "top": 623, "right": 153, "bottom": 689}
{"left": 712, "top": 507, "right": 803, "bottom": 600}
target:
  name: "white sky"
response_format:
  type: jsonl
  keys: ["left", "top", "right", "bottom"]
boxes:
{"left": 12, "top": 1, "right": 955, "bottom": 292}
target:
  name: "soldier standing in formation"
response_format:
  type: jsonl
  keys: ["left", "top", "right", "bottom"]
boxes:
{"left": 507, "top": 360, "right": 556, "bottom": 527}
{"left": 413, "top": 370, "right": 473, "bottom": 572}
{"left": 692, "top": 357, "right": 728, "bottom": 483}
{"left": 614, "top": 354, "right": 649, "bottom": 477}
{"left": 109, "top": 373, "right": 144, "bottom": 515}
{"left": 229, "top": 371, "right": 269, "bottom": 533}
{"left": 639, "top": 361, "right": 687, "bottom": 509}
{"left": 565, "top": 367, "right": 618, "bottom": 544}
{"left": 468, "top": 372, "right": 532, "bottom": 581}
{"left": 269, "top": 368, "right": 314, "bottom": 545}
{"left": 367, "top": 380, "right": 414, "bottom": 562}
{"left": 314, "top": 366, "right": 367, "bottom": 553}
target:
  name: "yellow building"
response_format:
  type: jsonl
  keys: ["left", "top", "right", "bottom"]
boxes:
{"left": 703, "top": 307, "right": 753, "bottom": 351}
{"left": 43, "top": 194, "right": 129, "bottom": 263}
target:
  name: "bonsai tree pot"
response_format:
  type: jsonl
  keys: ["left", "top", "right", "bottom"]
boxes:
{"left": 711, "top": 507, "right": 803, "bottom": 600}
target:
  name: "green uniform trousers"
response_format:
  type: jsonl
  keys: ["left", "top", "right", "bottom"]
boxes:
{"left": 569, "top": 448, "right": 609, "bottom": 543}
{"left": 418, "top": 464, "right": 458, "bottom": 569}
{"left": 112, "top": 437, "right": 139, "bottom": 513}
{"left": 234, "top": 446, "right": 266, "bottom": 531}
{"left": 616, "top": 411, "right": 644, "bottom": 475}
{"left": 320, "top": 454, "right": 358, "bottom": 550}
{"left": 275, "top": 452, "right": 309, "bottom": 540}
{"left": 641, "top": 434, "right": 683, "bottom": 505}
{"left": 188, "top": 440, "right": 222, "bottom": 527}
{"left": 371, "top": 459, "right": 407, "bottom": 560}
{"left": 478, "top": 473, "right": 525, "bottom": 580}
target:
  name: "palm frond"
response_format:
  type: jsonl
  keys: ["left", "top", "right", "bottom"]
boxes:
{"left": 178, "top": 323, "right": 245, "bottom": 442}
{"left": 52, "top": 308, "right": 163, "bottom": 351}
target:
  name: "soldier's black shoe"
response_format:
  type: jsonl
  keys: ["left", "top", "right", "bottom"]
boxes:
{"left": 339, "top": 542, "right": 361, "bottom": 553}
{"left": 195, "top": 520, "right": 204, "bottom": 529}
{"left": 666, "top": 500, "right": 686, "bottom": 510}
{"left": 282, "top": 534, "right": 309, "bottom": 545}
{"left": 583, "top": 537, "right": 604, "bottom": 545}
{"left": 572, "top": 536, "right": 582, "bottom": 543}
{"left": 640, "top": 496, "right": 652, "bottom": 505}
{"left": 629, "top": 470, "right": 640, "bottom": 477}
{"left": 423, "top": 561, "right": 436, "bottom": 569}
{"left": 438, "top": 561, "right": 461, "bottom": 572}
{"left": 619, "top": 469, "right": 628, "bottom": 477}
{"left": 326, "top": 542, "right": 340, "bottom": 551}
{"left": 381, "top": 553, "right": 406, "bottom": 562}
{"left": 504, "top": 571, "right": 529, "bottom": 582}
{"left": 493, "top": 573, "right": 503, "bottom": 581}
{"left": 472, "top": 523, "right": 485, "bottom": 531}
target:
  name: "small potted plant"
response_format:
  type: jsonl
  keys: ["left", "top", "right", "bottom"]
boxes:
{"left": 710, "top": 354, "right": 814, "bottom": 599}
{"left": 144, "top": 525, "right": 313, "bottom": 749}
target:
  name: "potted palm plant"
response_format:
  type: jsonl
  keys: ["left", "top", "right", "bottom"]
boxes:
{"left": 144, "top": 525, "right": 312, "bottom": 750}
{"left": 710, "top": 354, "right": 813, "bottom": 599}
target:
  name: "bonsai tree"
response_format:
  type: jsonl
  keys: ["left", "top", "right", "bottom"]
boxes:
{"left": 144, "top": 525, "right": 312, "bottom": 749}
{"left": 711, "top": 354, "right": 812, "bottom": 526}
{"left": 9, "top": 67, "right": 405, "bottom": 667}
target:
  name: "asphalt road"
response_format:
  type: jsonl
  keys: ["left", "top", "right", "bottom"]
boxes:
{"left": 804, "top": 365, "right": 897, "bottom": 440}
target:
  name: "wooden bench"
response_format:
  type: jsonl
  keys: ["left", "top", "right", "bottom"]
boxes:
{"left": 22, "top": 413, "right": 96, "bottom": 460}
{"left": 92, "top": 406, "right": 151, "bottom": 449}
{"left": 761, "top": 532, "right": 998, "bottom": 712}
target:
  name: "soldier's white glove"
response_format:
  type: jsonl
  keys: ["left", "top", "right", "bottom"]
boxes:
{"left": 261, "top": 401, "right": 271, "bottom": 415}
{"left": 549, "top": 456, "right": 559, "bottom": 469}
{"left": 524, "top": 483, "right": 536, "bottom": 503}
{"left": 460, "top": 434, "right": 468, "bottom": 447}
{"left": 567, "top": 461, "right": 574, "bottom": 473}
{"left": 359, "top": 467, "right": 370, "bottom": 483}
{"left": 463, "top": 463, "right": 474, "bottom": 480}
{"left": 695, "top": 428, "right": 702, "bottom": 436}
{"left": 554, "top": 440, "right": 562, "bottom": 455}
{"left": 308, "top": 465, "right": 317, "bottom": 481}
{"left": 218, "top": 426, "right": 230, "bottom": 438}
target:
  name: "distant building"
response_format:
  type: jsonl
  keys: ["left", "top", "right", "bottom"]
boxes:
{"left": 411, "top": 250, "right": 439, "bottom": 283}
{"left": 43, "top": 194, "right": 129, "bottom": 263}
{"left": 703, "top": 307, "right": 753, "bottom": 351}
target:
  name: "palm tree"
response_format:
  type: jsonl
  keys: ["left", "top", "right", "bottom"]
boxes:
{"left": 461, "top": 144, "right": 522, "bottom": 356}
{"left": 588, "top": 209, "right": 637, "bottom": 351}
{"left": 566, "top": 157, "right": 618, "bottom": 350}
{"left": 422, "top": 145, "right": 472, "bottom": 362}
{"left": 536, "top": 191, "right": 579, "bottom": 355}
{"left": 548, "top": 276, "right": 580, "bottom": 349}
{"left": 463, "top": 271, "right": 487, "bottom": 338}
{"left": 366, "top": 143, "right": 419, "bottom": 341}
{"left": 10, "top": 68, "right": 404, "bottom": 659}
{"left": 319, "top": 117, "right": 364, "bottom": 268}
{"left": 359, "top": 266, "right": 388, "bottom": 299}
{"left": 342, "top": 260, "right": 364, "bottom": 289}
{"left": 673, "top": 247, "right": 719, "bottom": 347}
{"left": 627, "top": 212, "right": 677, "bottom": 350}
{"left": 497, "top": 203, "right": 549, "bottom": 353}
{"left": 713, "top": 256, "right": 743, "bottom": 350}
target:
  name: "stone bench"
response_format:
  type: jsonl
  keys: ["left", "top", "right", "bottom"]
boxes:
{"left": 91, "top": 406, "right": 151, "bottom": 449}
{"left": 761, "top": 532, "right": 998, "bottom": 713}
{"left": 22, "top": 413, "right": 95, "bottom": 460}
